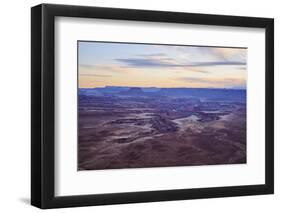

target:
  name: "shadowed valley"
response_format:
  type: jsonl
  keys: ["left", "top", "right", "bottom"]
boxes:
{"left": 78, "top": 87, "right": 246, "bottom": 170}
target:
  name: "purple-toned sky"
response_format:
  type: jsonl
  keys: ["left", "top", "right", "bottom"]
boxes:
{"left": 78, "top": 41, "right": 247, "bottom": 89}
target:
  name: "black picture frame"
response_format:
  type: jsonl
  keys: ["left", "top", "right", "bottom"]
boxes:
{"left": 31, "top": 3, "right": 274, "bottom": 209}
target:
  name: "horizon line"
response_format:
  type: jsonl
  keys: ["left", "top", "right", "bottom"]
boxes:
{"left": 79, "top": 86, "right": 246, "bottom": 90}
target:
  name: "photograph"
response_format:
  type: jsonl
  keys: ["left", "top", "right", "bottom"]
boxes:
{"left": 30, "top": 3, "right": 274, "bottom": 209}
{"left": 78, "top": 41, "right": 247, "bottom": 170}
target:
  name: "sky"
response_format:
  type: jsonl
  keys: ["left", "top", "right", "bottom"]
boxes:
{"left": 78, "top": 41, "right": 247, "bottom": 89}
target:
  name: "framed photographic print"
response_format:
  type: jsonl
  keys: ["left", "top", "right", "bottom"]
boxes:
{"left": 31, "top": 3, "right": 274, "bottom": 209}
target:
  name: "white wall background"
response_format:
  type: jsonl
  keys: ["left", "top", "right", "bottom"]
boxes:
{"left": 0, "top": 0, "right": 279, "bottom": 212}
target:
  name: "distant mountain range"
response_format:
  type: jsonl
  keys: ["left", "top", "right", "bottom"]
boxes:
{"left": 79, "top": 86, "right": 246, "bottom": 103}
